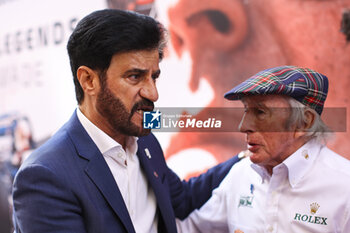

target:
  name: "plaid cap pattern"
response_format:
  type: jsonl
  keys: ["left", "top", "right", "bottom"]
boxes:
{"left": 224, "top": 66, "right": 329, "bottom": 115}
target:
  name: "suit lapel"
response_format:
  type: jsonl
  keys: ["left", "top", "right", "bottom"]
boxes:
{"left": 66, "top": 112, "right": 135, "bottom": 233}
{"left": 137, "top": 137, "right": 176, "bottom": 233}
{"left": 84, "top": 157, "right": 135, "bottom": 233}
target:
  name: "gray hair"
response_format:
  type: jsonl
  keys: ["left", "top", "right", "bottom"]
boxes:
{"left": 287, "top": 97, "right": 333, "bottom": 144}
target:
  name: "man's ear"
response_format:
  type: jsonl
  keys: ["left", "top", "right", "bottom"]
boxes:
{"left": 303, "top": 109, "right": 316, "bottom": 130}
{"left": 77, "top": 66, "right": 101, "bottom": 97}
{"left": 294, "top": 109, "right": 316, "bottom": 139}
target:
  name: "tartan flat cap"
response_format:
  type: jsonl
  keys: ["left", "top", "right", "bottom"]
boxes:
{"left": 224, "top": 66, "right": 329, "bottom": 115}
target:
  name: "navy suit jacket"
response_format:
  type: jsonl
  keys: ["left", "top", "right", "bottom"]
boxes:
{"left": 13, "top": 111, "right": 239, "bottom": 233}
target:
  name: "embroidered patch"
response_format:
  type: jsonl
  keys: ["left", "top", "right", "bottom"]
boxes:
{"left": 293, "top": 202, "right": 327, "bottom": 225}
{"left": 238, "top": 195, "right": 254, "bottom": 207}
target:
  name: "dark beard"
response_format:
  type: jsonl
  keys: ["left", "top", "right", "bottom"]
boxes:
{"left": 96, "top": 81, "right": 154, "bottom": 137}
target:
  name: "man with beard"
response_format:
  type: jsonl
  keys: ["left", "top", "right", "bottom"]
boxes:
{"left": 12, "top": 9, "right": 238, "bottom": 233}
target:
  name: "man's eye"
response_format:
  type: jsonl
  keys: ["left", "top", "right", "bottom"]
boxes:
{"left": 152, "top": 74, "right": 159, "bottom": 81}
{"left": 152, "top": 71, "right": 160, "bottom": 81}
{"left": 256, "top": 109, "right": 265, "bottom": 115}
{"left": 253, "top": 108, "right": 266, "bottom": 116}
{"left": 254, "top": 108, "right": 268, "bottom": 120}
{"left": 128, "top": 74, "right": 141, "bottom": 80}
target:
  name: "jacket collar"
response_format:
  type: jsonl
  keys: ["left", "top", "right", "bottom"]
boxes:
{"left": 136, "top": 135, "right": 177, "bottom": 233}
{"left": 66, "top": 111, "right": 136, "bottom": 233}
{"left": 65, "top": 111, "right": 176, "bottom": 233}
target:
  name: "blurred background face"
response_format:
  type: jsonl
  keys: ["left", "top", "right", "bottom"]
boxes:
{"left": 168, "top": 0, "right": 350, "bottom": 99}
{"left": 155, "top": 0, "right": 350, "bottom": 177}
{"left": 105, "top": 0, "right": 350, "bottom": 178}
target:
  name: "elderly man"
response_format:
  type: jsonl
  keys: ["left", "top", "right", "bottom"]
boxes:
{"left": 177, "top": 66, "right": 350, "bottom": 232}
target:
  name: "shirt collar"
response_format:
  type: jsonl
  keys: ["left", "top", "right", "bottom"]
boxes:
{"left": 283, "top": 139, "right": 322, "bottom": 188}
{"left": 251, "top": 163, "right": 270, "bottom": 184}
{"left": 251, "top": 139, "right": 323, "bottom": 187}
{"left": 76, "top": 108, "right": 138, "bottom": 155}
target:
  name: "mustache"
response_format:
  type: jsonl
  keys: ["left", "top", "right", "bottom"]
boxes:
{"left": 130, "top": 99, "right": 154, "bottom": 115}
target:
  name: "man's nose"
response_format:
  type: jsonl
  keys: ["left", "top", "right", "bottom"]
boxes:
{"left": 140, "top": 77, "right": 159, "bottom": 102}
{"left": 238, "top": 112, "right": 254, "bottom": 133}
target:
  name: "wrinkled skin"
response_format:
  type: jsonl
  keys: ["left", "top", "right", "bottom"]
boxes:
{"left": 166, "top": 0, "right": 350, "bottom": 165}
